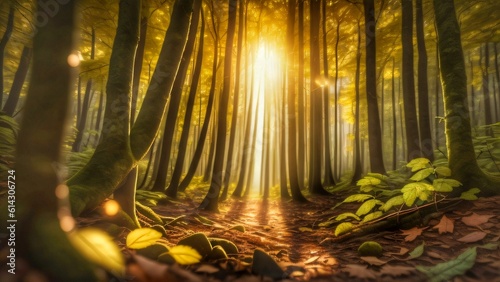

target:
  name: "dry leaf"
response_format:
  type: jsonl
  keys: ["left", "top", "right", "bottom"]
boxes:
{"left": 380, "top": 265, "right": 415, "bottom": 277}
{"left": 360, "top": 256, "right": 388, "bottom": 266}
{"left": 461, "top": 213, "right": 495, "bottom": 227}
{"left": 401, "top": 227, "right": 427, "bottom": 242}
{"left": 304, "top": 255, "right": 320, "bottom": 264}
{"left": 343, "top": 264, "right": 377, "bottom": 279}
{"left": 457, "top": 231, "right": 487, "bottom": 243}
{"left": 433, "top": 215, "right": 454, "bottom": 234}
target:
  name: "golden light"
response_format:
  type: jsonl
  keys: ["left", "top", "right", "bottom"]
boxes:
{"left": 55, "top": 184, "right": 69, "bottom": 199}
{"left": 103, "top": 199, "right": 121, "bottom": 216}
{"left": 60, "top": 215, "right": 76, "bottom": 232}
{"left": 67, "top": 51, "right": 81, "bottom": 67}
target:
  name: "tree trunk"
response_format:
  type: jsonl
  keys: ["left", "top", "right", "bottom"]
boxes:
{"left": 9, "top": 0, "right": 96, "bottom": 279}
{"left": 322, "top": 0, "right": 335, "bottom": 187}
{"left": 166, "top": 0, "right": 203, "bottom": 198}
{"left": 416, "top": 0, "right": 433, "bottom": 161}
{"left": 0, "top": 5, "right": 14, "bottom": 108}
{"left": 151, "top": 0, "right": 200, "bottom": 192}
{"left": 131, "top": 11, "right": 148, "bottom": 124}
{"left": 3, "top": 46, "right": 32, "bottom": 117}
{"left": 363, "top": 0, "right": 386, "bottom": 174}
{"left": 433, "top": 0, "right": 500, "bottom": 196}
{"left": 297, "top": 0, "right": 306, "bottom": 188}
{"left": 200, "top": 0, "right": 238, "bottom": 212}
{"left": 392, "top": 57, "right": 397, "bottom": 170}
{"left": 352, "top": 20, "right": 363, "bottom": 183}
{"left": 401, "top": 0, "right": 422, "bottom": 160}
{"left": 222, "top": 0, "right": 245, "bottom": 200}
{"left": 69, "top": 0, "right": 193, "bottom": 216}
{"left": 309, "top": 0, "right": 328, "bottom": 195}
{"left": 481, "top": 43, "right": 492, "bottom": 131}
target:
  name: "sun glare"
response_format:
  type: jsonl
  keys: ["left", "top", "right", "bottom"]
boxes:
{"left": 251, "top": 42, "right": 282, "bottom": 193}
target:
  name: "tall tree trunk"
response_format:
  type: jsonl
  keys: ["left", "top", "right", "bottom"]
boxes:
{"left": 200, "top": 0, "right": 238, "bottom": 212}
{"left": 482, "top": 43, "right": 492, "bottom": 132}
{"left": 296, "top": 0, "right": 306, "bottom": 188}
{"left": 363, "top": 0, "right": 386, "bottom": 174}
{"left": 433, "top": 0, "right": 500, "bottom": 195}
{"left": 166, "top": 0, "right": 203, "bottom": 198}
{"left": 222, "top": 0, "right": 245, "bottom": 200}
{"left": 151, "top": 3, "right": 200, "bottom": 192}
{"left": 309, "top": 0, "right": 328, "bottom": 194}
{"left": 401, "top": 0, "right": 422, "bottom": 160}
{"left": 416, "top": 0, "right": 433, "bottom": 161}
{"left": 0, "top": 5, "right": 14, "bottom": 109}
{"left": 352, "top": 20, "right": 363, "bottom": 183}
{"left": 203, "top": 118, "right": 217, "bottom": 181}
{"left": 131, "top": 11, "right": 148, "bottom": 123}
{"left": 3, "top": 46, "right": 32, "bottom": 116}
{"left": 322, "top": 0, "right": 335, "bottom": 186}
{"left": 69, "top": 0, "right": 193, "bottom": 216}
{"left": 494, "top": 44, "right": 500, "bottom": 122}
{"left": 286, "top": 0, "right": 308, "bottom": 201}
{"left": 392, "top": 57, "right": 397, "bottom": 170}
{"left": 10, "top": 0, "right": 96, "bottom": 279}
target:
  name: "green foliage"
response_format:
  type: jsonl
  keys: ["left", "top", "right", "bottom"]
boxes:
{"left": 0, "top": 113, "right": 18, "bottom": 182}
{"left": 409, "top": 242, "right": 425, "bottom": 259}
{"left": 329, "top": 158, "right": 466, "bottom": 237}
{"left": 416, "top": 247, "right": 477, "bottom": 282}
{"left": 358, "top": 241, "right": 383, "bottom": 257}
{"left": 460, "top": 188, "right": 481, "bottom": 200}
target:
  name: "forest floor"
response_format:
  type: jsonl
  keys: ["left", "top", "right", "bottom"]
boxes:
{"left": 102, "top": 185, "right": 500, "bottom": 282}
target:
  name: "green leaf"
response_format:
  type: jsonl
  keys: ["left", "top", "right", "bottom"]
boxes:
{"left": 335, "top": 222, "right": 355, "bottom": 236}
{"left": 416, "top": 247, "right": 477, "bottom": 282}
{"left": 356, "top": 177, "right": 382, "bottom": 186}
{"left": 380, "top": 195, "right": 404, "bottom": 212}
{"left": 126, "top": 228, "right": 162, "bottom": 249}
{"left": 410, "top": 168, "right": 434, "bottom": 181}
{"left": 167, "top": 245, "right": 202, "bottom": 265}
{"left": 356, "top": 199, "right": 383, "bottom": 216}
{"left": 68, "top": 228, "right": 125, "bottom": 275}
{"left": 460, "top": 188, "right": 481, "bottom": 201}
{"left": 434, "top": 166, "right": 451, "bottom": 177}
{"left": 406, "top": 158, "right": 431, "bottom": 172}
{"left": 433, "top": 179, "right": 462, "bottom": 192}
{"left": 343, "top": 194, "right": 374, "bottom": 203}
{"left": 401, "top": 183, "right": 434, "bottom": 206}
{"left": 360, "top": 185, "right": 375, "bottom": 192}
{"left": 409, "top": 242, "right": 425, "bottom": 259}
{"left": 335, "top": 212, "right": 361, "bottom": 221}
{"left": 361, "top": 211, "right": 383, "bottom": 223}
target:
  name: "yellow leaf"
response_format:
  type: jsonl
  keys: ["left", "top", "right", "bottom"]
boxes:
{"left": 335, "top": 222, "right": 355, "bottom": 236}
{"left": 126, "top": 228, "right": 162, "bottom": 249}
{"left": 68, "top": 228, "right": 125, "bottom": 275}
{"left": 168, "top": 245, "right": 202, "bottom": 265}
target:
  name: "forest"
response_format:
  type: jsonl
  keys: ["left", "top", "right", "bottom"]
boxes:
{"left": 0, "top": 0, "right": 499, "bottom": 281}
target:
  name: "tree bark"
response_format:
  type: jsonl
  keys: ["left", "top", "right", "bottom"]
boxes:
{"left": 401, "top": 0, "right": 422, "bottom": 160}
{"left": 352, "top": 20, "right": 363, "bottom": 183}
{"left": 433, "top": 0, "right": 500, "bottom": 196}
{"left": 297, "top": 0, "right": 306, "bottom": 188}
{"left": 200, "top": 0, "right": 238, "bottom": 212}
{"left": 363, "top": 0, "right": 386, "bottom": 174}
{"left": 416, "top": 0, "right": 433, "bottom": 161}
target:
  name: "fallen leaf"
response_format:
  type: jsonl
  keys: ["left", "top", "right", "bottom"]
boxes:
{"left": 304, "top": 255, "right": 320, "bottom": 264}
{"left": 433, "top": 215, "right": 454, "bottom": 234}
{"left": 401, "top": 227, "right": 427, "bottom": 242}
{"left": 360, "top": 256, "right": 388, "bottom": 266}
{"left": 380, "top": 265, "right": 415, "bottom": 277}
{"left": 299, "top": 227, "right": 313, "bottom": 232}
{"left": 457, "top": 231, "right": 487, "bottom": 243}
{"left": 343, "top": 264, "right": 377, "bottom": 279}
{"left": 416, "top": 247, "right": 476, "bottom": 282}
{"left": 409, "top": 242, "right": 425, "bottom": 259}
{"left": 461, "top": 213, "right": 495, "bottom": 227}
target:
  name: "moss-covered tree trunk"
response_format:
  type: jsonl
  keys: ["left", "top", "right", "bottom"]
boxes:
{"left": 0, "top": 5, "right": 14, "bottom": 108}
{"left": 69, "top": 0, "right": 193, "bottom": 216}
{"left": 11, "top": 0, "right": 96, "bottom": 279}
{"left": 433, "top": 0, "right": 500, "bottom": 196}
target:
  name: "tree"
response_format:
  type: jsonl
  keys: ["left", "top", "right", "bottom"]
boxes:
{"left": 2, "top": 46, "right": 32, "bottom": 116}
{"left": 200, "top": 0, "right": 238, "bottom": 212}
{"left": 433, "top": 0, "right": 500, "bottom": 196}
{"left": 69, "top": 0, "right": 194, "bottom": 216}
{"left": 11, "top": 0, "right": 96, "bottom": 279}
{"left": 401, "top": 0, "right": 421, "bottom": 160}
{"left": 415, "top": 0, "right": 433, "bottom": 160}
{"left": 363, "top": 0, "right": 386, "bottom": 174}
